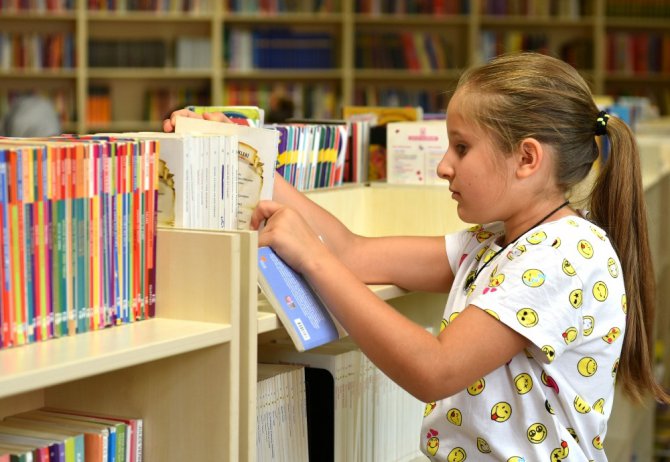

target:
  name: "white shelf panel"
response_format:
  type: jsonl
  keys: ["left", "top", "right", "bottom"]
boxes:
{"left": 0, "top": 318, "right": 232, "bottom": 399}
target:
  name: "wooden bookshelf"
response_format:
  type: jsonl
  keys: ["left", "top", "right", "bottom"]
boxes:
{"left": 1, "top": 0, "right": 668, "bottom": 134}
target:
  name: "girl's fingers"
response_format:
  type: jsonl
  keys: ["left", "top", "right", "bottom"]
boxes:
{"left": 203, "top": 112, "right": 233, "bottom": 123}
{"left": 250, "top": 201, "right": 284, "bottom": 230}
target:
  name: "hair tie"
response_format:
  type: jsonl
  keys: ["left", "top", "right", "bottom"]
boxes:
{"left": 595, "top": 111, "right": 610, "bottom": 136}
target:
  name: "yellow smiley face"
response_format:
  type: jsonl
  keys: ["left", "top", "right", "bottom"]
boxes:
{"left": 507, "top": 244, "right": 526, "bottom": 260}
{"left": 569, "top": 289, "right": 583, "bottom": 308}
{"left": 577, "top": 357, "right": 598, "bottom": 377}
{"left": 562, "top": 259, "right": 576, "bottom": 276}
{"left": 446, "top": 408, "right": 462, "bottom": 426}
{"left": 621, "top": 294, "right": 627, "bottom": 314}
{"left": 590, "top": 226, "right": 606, "bottom": 241}
{"left": 583, "top": 316, "right": 595, "bottom": 336}
{"left": 449, "top": 311, "right": 460, "bottom": 323}
{"left": 592, "top": 398, "right": 605, "bottom": 414}
{"left": 550, "top": 440, "right": 570, "bottom": 460}
{"left": 562, "top": 327, "right": 578, "bottom": 344}
{"left": 424, "top": 402, "right": 436, "bottom": 416}
{"left": 467, "top": 378, "right": 485, "bottom": 396}
{"left": 577, "top": 240, "right": 594, "bottom": 259}
{"left": 483, "top": 248, "right": 497, "bottom": 263}
{"left": 522, "top": 269, "right": 546, "bottom": 288}
{"left": 476, "top": 230, "right": 494, "bottom": 242}
{"left": 491, "top": 401, "right": 512, "bottom": 422}
{"left": 489, "top": 268, "right": 505, "bottom": 287}
{"left": 475, "top": 246, "right": 488, "bottom": 261}
{"left": 542, "top": 345, "right": 556, "bottom": 362}
{"left": 484, "top": 309, "right": 499, "bottom": 320}
{"left": 440, "top": 319, "right": 448, "bottom": 332}
{"left": 526, "top": 231, "right": 547, "bottom": 244}
{"left": 567, "top": 427, "right": 579, "bottom": 442}
{"left": 447, "top": 447, "right": 466, "bottom": 462}
{"left": 517, "top": 308, "right": 539, "bottom": 327}
{"left": 593, "top": 435, "right": 604, "bottom": 450}
{"left": 514, "top": 373, "right": 533, "bottom": 394}
{"left": 592, "top": 281, "right": 608, "bottom": 301}
{"left": 552, "top": 237, "right": 561, "bottom": 248}
{"left": 602, "top": 327, "right": 621, "bottom": 344}
{"left": 527, "top": 422, "right": 548, "bottom": 444}
{"left": 476, "top": 437, "right": 491, "bottom": 454}
{"left": 426, "top": 436, "right": 439, "bottom": 456}
{"left": 574, "top": 395, "right": 592, "bottom": 413}
{"left": 507, "top": 457, "right": 525, "bottom": 462}
{"left": 607, "top": 257, "right": 619, "bottom": 277}
{"left": 612, "top": 358, "right": 620, "bottom": 377}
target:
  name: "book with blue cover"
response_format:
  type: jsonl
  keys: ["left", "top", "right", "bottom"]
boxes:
{"left": 257, "top": 246, "right": 345, "bottom": 351}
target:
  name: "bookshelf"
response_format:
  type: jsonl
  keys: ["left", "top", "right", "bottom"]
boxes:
{"left": 1, "top": 0, "right": 668, "bottom": 134}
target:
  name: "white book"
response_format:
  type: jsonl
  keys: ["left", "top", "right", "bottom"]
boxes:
{"left": 175, "top": 116, "right": 279, "bottom": 229}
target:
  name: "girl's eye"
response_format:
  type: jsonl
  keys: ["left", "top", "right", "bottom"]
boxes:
{"left": 455, "top": 144, "right": 468, "bottom": 156}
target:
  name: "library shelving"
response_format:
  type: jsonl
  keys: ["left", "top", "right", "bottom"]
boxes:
{"left": 1, "top": 0, "right": 669, "bottom": 134}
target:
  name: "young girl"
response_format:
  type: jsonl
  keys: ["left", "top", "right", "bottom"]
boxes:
{"left": 165, "top": 52, "right": 668, "bottom": 460}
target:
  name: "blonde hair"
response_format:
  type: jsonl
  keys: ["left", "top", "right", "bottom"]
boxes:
{"left": 456, "top": 52, "right": 667, "bottom": 404}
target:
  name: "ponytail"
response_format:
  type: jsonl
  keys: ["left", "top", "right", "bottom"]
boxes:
{"left": 589, "top": 116, "right": 669, "bottom": 404}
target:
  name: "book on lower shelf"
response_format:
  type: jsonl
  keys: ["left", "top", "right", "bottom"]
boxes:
{"left": 257, "top": 246, "right": 345, "bottom": 352}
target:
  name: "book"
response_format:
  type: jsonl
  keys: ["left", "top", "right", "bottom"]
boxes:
{"left": 257, "top": 246, "right": 345, "bottom": 352}
{"left": 174, "top": 116, "right": 279, "bottom": 230}
{"left": 342, "top": 106, "right": 423, "bottom": 181}
{"left": 386, "top": 120, "right": 449, "bottom": 185}
{"left": 185, "top": 105, "right": 265, "bottom": 127}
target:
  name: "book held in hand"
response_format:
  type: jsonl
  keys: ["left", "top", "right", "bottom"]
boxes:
{"left": 257, "top": 246, "right": 345, "bottom": 351}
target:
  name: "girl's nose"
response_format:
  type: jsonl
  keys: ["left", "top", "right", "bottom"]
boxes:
{"left": 436, "top": 150, "right": 453, "bottom": 181}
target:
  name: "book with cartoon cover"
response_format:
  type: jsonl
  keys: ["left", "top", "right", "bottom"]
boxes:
{"left": 257, "top": 246, "right": 345, "bottom": 351}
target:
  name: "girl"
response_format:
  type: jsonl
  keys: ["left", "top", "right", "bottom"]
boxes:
{"left": 165, "top": 52, "right": 668, "bottom": 460}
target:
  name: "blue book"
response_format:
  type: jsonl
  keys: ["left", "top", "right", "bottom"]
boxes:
{"left": 257, "top": 246, "right": 344, "bottom": 351}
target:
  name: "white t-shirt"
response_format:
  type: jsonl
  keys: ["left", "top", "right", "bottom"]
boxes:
{"left": 420, "top": 216, "right": 626, "bottom": 461}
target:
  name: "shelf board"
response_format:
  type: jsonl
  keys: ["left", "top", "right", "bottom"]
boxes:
{"left": 223, "top": 12, "right": 343, "bottom": 24}
{"left": 354, "top": 14, "right": 469, "bottom": 26}
{"left": 85, "top": 120, "right": 163, "bottom": 133}
{"left": 355, "top": 69, "right": 462, "bottom": 80}
{"left": 0, "top": 318, "right": 232, "bottom": 399}
{"left": 480, "top": 15, "right": 595, "bottom": 27}
{"left": 605, "top": 17, "right": 670, "bottom": 29}
{"left": 605, "top": 73, "right": 670, "bottom": 83}
{"left": 88, "top": 68, "right": 212, "bottom": 79}
{"left": 0, "top": 11, "right": 76, "bottom": 20}
{"left": 86, "top": 10, "right": 212, "bottom": 22}
{"left": 0, "top": 69, "right": 77, "bottom": 79}
{"left": 257, "top": 311, "right": 280, "bottom": 334}
{"left": 224, "top": 69, "right": 343, "bottom": 80}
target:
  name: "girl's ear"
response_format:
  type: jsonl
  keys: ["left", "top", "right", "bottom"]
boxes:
{"left": 516, "top": 138, "right": 544, "bottom": 179}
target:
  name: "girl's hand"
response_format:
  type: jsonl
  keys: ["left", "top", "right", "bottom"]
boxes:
{"left": 162, "top": 109, "right": 232, "bottom": 132}
{"left": 251, "top": 200, "right": 330, "bottom": 275}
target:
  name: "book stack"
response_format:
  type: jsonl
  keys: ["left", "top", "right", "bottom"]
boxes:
{"left": 259, "top": 343, "right": 425, "bottom": 462}
{"left": 257, "top": 364, "right": 309, "bottom": 462}
{"left": 0, "top": 407, "right": 142, "bottom": 462}
{"left": 273, "top": 123, "right": 348, "bottom": 191}
{"left": 0, "top": 135, "right": 159, "bottom": 348}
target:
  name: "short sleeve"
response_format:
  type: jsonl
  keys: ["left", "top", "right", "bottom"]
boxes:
{"left": 469, "top": 245, "right": 583, "bottom": 363}
{"left": 445, "top": 229, "right": 474, "bottom": 276}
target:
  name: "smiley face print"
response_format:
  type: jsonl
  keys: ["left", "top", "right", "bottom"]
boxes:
{"left": 467, "top": 378, "right": 485, "bottom": 396}
{"left": 446, "top": 408, "right": 462, "bottom": 426}
{"left": 583, "top": 316, "right": 595, "bottom": 336}
{"left": 517, "top": 308, "right": 539, "bottom": 327}
{"left": 569, "top": 289, "right": 583, "bottom": 309}
{"left": 593, "top": 435, "right": 604, "bottom": 450}
{"left": 514, "top": 373, "right": 533, "bottom": 394}
{"left": 527, "top": 422, "right": 548, "bottom": 444}
{"left": 550, "top": 440, "right": 570, "bottom": 460}
{"left": 542, "top": 345, "right": 556, "bottom": 362}
{"left": 622, "top": 294, "right": 628, "bottom": 314}
{"left": 522, "top": 269, "right": 546, "bottom": 288}
{"left": 577, "top": 240, "right": 594, "bottom": 259}
{"left": 476, "top": 437, "right": 491, "bottom": 454}
{"left": 447, "top": 447, "right": 466, "bottom": 462}
{"left": 489, "top": 266, "right": 505, "bottom": 287}
{"left": 562, "top": 327, "right": 578, "bottom": 345}
{"left": 592, "top": 398, "right": 605, "bottom": 414}
{"left": 426, "top": 428, "right": 439, "bottom": 456}
{"left": 491, "top": 402, "right": 512, "bottom": 422}
{"left": 562, "top": 259, "right": 576, "bottom": 276}
{"left": 593, "top": 281, "right": 608, "bottom": 301}
{"left": 607, "top": 257, "right": 619, "bottom": 277}
{"left": 476, "top": 230, "right": 494, "bottom": 242}
{"left": 577, "top": 357, "right": 598, "bottom": 377}
{"left": 573, "top": 395, "right": 591, "bottom": 413}
{"left": 602, "top": 326, "right": 621, "bottom": 344}
{"left": 424, "top": 402, "right": 436, "bottom": 417}
{"left": 526, "top": 231, "right": 547, "bottom": 245}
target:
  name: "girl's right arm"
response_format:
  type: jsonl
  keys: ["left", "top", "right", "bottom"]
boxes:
{"left": 272, "top": 174, "right": 454, "bottom": 293}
